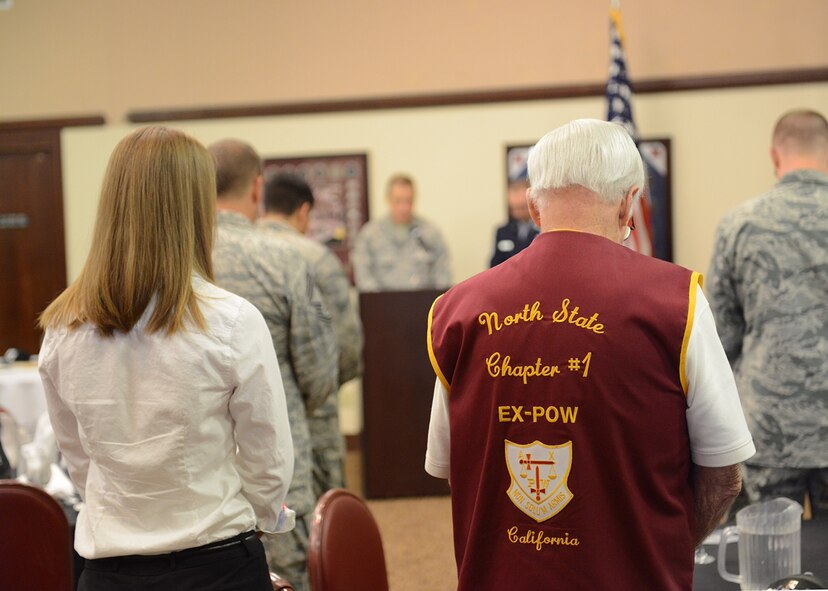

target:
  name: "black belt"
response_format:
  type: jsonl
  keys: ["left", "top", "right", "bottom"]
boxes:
{"left": 84, "top": 531, "right": 261, "bottom": 574}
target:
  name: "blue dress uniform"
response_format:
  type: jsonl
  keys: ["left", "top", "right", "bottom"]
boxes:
{"left": 489, "top": 219, "right": 539, "bottom": 267}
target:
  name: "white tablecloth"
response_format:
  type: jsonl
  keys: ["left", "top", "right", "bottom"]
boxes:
{"left": 0, "top": 362, "right": 47, "bottom": 437}
{"left": 0, "top": 363, "right": 77, "bottom": 497}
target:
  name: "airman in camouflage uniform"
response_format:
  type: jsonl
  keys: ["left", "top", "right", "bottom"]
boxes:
{"left": 209, "top": 140, "right": 339, "bottom": 591}
{"left": 707, "top": 110, "right": 828, "bottom": 514}
{"left": 353, "top": 173, "right": 451, "bottom": 292}
{"left": 259, "top": 172, "right": 364, "bottom": 497}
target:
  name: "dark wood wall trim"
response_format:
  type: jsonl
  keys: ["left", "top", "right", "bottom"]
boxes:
{"left": 127, "top": 67, "right": 828, "bottom": 124}
{"left": 634, "top": 67, "right": 828, "bottom": 93}
{"left": 0, "top": 115, "right": 106, "bottom": 132}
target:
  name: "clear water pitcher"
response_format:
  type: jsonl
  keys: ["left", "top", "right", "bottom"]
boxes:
{"left": 717, "top": 497, "right": 803, "bottom": 590}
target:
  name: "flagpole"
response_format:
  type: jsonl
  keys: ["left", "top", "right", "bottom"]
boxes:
{"left": 609, "top": 0, "right": 625, "bottom": 47}
{"left": 605, "top": 0, "right": 654, "bottom": 257}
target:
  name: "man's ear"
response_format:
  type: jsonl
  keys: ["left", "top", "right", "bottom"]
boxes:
{"left": 770, "top": 147, "right": 781, "bottom": 178}
{"left": 295, "top": 201, "right": 313, "bottom": 233}
{"left": 527, "top": 189, "right": 542, "bottom": 228}
{"left": 298, "top": 200, "right": 311, "bottom": 223}
{"left": 618, "top": 187, "right": 637, "bottom": 226}
{"left": 252, "top": 175, "right": 264, "bottom": 206}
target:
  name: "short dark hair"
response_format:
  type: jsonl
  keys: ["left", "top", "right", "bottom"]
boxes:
{"left": 207, "top": 139, "right": 262, "bottom": 198}
{"left": 386, "top": 173, "right": 415, "bottom": 196}
{"left": 264, "top": 172, "right": 315, "bottom": 215}
{"left": 772, "top": 109, "right": 828, "bottom": 155}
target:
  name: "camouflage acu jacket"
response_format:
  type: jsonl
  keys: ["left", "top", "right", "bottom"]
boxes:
{"left": 213, "top": 210, "right": 338, "bottom": 514}
{"left": 352, "top": 215, "right": 451, "bottom": 292}
{"left": 258, "top": 218, "right": 363, "bottom": 385}
{"left": 707, "top": 170, "right": 828, "bottom": 468}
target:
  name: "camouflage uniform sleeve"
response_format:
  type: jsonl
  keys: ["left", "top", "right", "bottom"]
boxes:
{"left": 316, "top": 250, "right": 364, "bottom": 384}
{"left": 285, "top": 258, "right": 340, "bottom": 414}
{"left": 353, "top": 225, "right": 381, "bottom": 292}
{"left": 706, "top": 218, "right": 745, "bottom": 365}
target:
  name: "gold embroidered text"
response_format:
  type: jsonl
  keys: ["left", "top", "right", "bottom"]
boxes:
{"left": 507, "top": 526, "right": 580, "bottom": 551}
{"left": 497, "top": 406, "right": 579, "bottom": 423}
{"left": 478, "top": 301, "right": 543, "bottom": 336}
{"left": 486, "top": 352, "right": 560, "bottom": 384}
{"left": 551, "top": 298, "right": 605, "bottom": 334}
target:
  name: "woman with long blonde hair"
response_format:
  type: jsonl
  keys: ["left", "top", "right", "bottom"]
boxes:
{"left": 39, "top": 127, "right": 294, "bottom": 591}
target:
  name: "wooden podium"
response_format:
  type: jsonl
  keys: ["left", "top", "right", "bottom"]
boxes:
{"left": 359, "top": 290, "right": 451, "bottom": 499}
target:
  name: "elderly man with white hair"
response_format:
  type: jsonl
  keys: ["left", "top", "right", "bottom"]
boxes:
{"left": 424, "top": 119, "right": 755, "bottom": 590}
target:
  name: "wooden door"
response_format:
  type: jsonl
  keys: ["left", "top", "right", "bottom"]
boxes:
{"left": 0, "top": 128, "right": 67, "bottom": 355}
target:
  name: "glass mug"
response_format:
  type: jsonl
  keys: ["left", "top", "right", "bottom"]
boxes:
{"left": 718, "top": 497, "right": 803, "bottom": 590}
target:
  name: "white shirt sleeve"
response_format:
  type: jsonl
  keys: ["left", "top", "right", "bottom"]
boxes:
{"left": 685, "top": 286, "right": 756, "bottom": 467}
{"left": 229, "top": 301, "right": 295, "bottom": 533}
{"left": 425, "top": 378, "right": 451, "bottom": 479}
{"left": 39, "top": 329, "right": 91, "bottom": 501}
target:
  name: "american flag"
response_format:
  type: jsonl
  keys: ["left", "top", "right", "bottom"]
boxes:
{"left": 606, "top": 2, "right": 653, "bottom": 256}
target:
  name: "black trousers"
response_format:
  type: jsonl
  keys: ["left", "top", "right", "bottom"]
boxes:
{"left": 78, "top": 531, "right": 272, "bottom": 591}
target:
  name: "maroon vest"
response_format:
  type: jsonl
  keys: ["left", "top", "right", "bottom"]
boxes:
{"left": 428, "top": 231, "right": 701, "bottom": 591}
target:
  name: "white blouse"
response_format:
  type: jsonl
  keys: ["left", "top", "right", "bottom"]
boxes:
{"left": 39, "top": 276, "right": 294, "bottom": 559}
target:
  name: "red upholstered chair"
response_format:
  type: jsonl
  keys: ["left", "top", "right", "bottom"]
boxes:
{"left": 0, "top": 480, "right": 74, "bottom": 591}
{"left": 307, "top": 488, "right": 389, "bottom": 591}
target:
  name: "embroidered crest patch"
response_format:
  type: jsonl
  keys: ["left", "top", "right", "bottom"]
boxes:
{"left": 504, "top": 440, "right": 573, "bottom": 522}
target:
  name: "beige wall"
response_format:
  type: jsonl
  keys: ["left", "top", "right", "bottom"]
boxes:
{"left": 2, "top": 0, "right": 827, "bottom": 122}
{"left": 62, "top": 82, "right": 828, "bottom": 286}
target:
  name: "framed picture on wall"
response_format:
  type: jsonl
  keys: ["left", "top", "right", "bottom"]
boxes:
{"left": 505, "top": 144, "right": 532, "bottom": 183}
{"left": 262, "top": 153, "right": 369, "bottom": 275}
{"left": 504, "top": 139, "right": 673, "bottom": 261}
{"left": 637, "top": 138, "right": 673, "bottom": 261}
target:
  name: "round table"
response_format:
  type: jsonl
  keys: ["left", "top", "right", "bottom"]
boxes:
{"left": 0, "top": 361, "right": 48, "bottom": 440}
